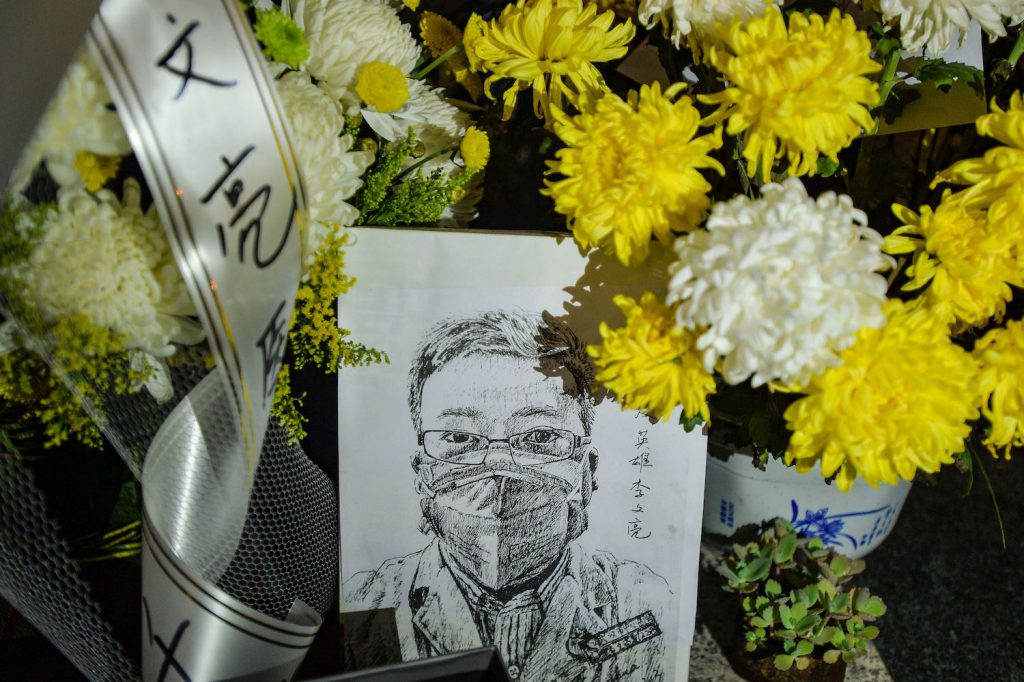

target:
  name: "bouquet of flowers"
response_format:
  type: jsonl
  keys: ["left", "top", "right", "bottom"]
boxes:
{"left": 0, "top": 0, "right": 491, "bottom": 458}
{"left": 405, "top": 0, "right": 1024, "bottom": 497}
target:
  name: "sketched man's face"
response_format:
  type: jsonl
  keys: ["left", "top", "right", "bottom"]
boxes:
{"left": 419, "top": 354, "right": 587, "bottom": 481}
{"left": 417, "top": 354, "right": 594, "bottom": 588}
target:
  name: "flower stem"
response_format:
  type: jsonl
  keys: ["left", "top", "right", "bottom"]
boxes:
{"left": 391, "top": 145, "right": 458, "bottom": 186}
{"left": 877, "top": 48, "right": 902, "bottom": 108}
{"left": 413, "top": 44, "right": 461, "bottom": 80}
{"left": 1009, "top": 30, "right": 1024, "bottom": 69}
{"left": 969, "top": 440, "right": 1007, "bottom": 551}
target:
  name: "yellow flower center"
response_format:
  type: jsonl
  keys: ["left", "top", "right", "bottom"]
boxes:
{"left": 354, "top": 61, "right": 410, "bottom": 113}
{"left": 74, "top": 151, "right": 122, "bottom": 192}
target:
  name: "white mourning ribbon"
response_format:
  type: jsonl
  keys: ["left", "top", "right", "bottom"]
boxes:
{"left": 87, "top": 1, "right": 317, "bottom": 678}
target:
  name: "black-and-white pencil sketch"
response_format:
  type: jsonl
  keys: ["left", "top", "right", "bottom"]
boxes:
{"left": 344, "top": 310, "right": 671, "bottom": 681}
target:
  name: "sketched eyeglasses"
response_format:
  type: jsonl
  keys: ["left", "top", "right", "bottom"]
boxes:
{"left": 418, "top": 427, "right": 589, "bottom": 466}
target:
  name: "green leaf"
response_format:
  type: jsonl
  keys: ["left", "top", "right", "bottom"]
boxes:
{"left": 816, "top": 156, "right": 841, "bottom": 178}
{"left": 774, "top": 654, "right": 795, "bottom": 672}
{"left": 861, "top": 626, "right": 880, "bottom": 640}
{"left": 860, "top": 596, "right": 887, "bottom": 618}
{"left": 830, "top": 555, "right": 851, "bottom": 578}
{"left": 775, "top": 533, "right": 798, "bottom": 563}
{"left": 793, "top": 639, "right": 814, "bottom": 658}
{"left": 795, "top": 656, "right": 811, "bottom": 671}
{"left": 798, "top": 584, "right": 819, "bottom": 607}
{"left": 680, "top": 411, "right": 704, "bottom": 432}
{"left": 912, "top": 58, "right": 985, "bottom": 97}
{"left": 749, "top": 617, "right": 771, "bottom": 628}
{"left": 829, "top": 593, "right": 851, "bottom": 614}
{"left": 823, "top": 649, "right": 842, "bottom": 664}
{"left": 779, "top": 604, "right": 794, "bottom": 629}
{"left": 765, "top": 579, "right": 782, "bottom": 597}
{"left": 739, "top": 556, "right": 772, "bottom": 583}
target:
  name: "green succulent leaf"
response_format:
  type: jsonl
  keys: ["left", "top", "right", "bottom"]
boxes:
{"left": 775, "top": 533, "right": 798, "bottom": 563}
{"left": 829, "top": 555, "right": 851, "bottom": 578}
{"left": 795, "top": 656, "right": 811, "bottom": 671}
{"left": 823, "top": 649, "right": 842, "bottom": 665}
{"left": 829, "top": 593, "right": 851, "bottom": 614}
{"left": 750, "top": 617, "right": 771, "bottom": 628}
{"left": 774, "top": 654, "right": 795, "bottom": 671}
{"left": 861, "top": 625, "right": 880, "bottom": 640}
{"left": 798, "top": 584, "right": 819, "bottom": 606}
{"left": 779, "top": 604, "right": 794, "bottom": 629}
{"left": 739, "top": 556, "right": 772, "bottom": 583}
{"left": 765, "top": 578, "right": 783, "bottom": 597}
{"left": 794, "top": 640, "right": 814, "bottom": 657}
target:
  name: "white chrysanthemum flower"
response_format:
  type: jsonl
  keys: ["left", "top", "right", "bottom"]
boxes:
{"left": 8, "top": 51, "right": 131, "bottom": 193}
{"left": 276, "top": 70, "right": 373, "bottom": 259}
{"left": 365, "top": 77, "right": 469, "bottom": 185}
{"left": 876, "top": 0, "right": 1024, "bottom": 53}
{"left": 9, "top": 180, "right": 203, "bottom": 358}
{"left": 667, "top": 178, "right": 893, "bottom": 388}
{"left": 291, "top": 0, "right": 421, "bottom": 107}
{"left": 638, "top": 0, "right": 781, "bottom": 48}
{"left": 362, "top": 78, "right": 468, "bottom": 144}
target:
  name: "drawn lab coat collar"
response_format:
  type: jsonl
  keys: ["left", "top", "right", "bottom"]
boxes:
{"left": 409, "top": 538, "right": 616, "bottom": 664}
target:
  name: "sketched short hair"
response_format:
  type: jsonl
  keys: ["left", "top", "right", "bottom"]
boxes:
{"left": 409, "top": 310, "right": 596, "bottom": 435}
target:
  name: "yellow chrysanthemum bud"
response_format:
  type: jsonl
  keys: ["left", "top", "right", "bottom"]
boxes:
{"left": 74, "top": 151, "right": 121, "bottom": 192}
{"left": 421, "top": 11, "right": 483, "bottom": 100}
{"left": 784, "top": 300, "right": 979, "bottom": 491}
{"left": 973, "top": 320, "right": 1024, "bottom": 458}
{"left": 460, "top": 126, "right": 491, "bottom": 172}
{"left": 354, "top": 61, "right": 409, "bottom": 113}
{"left": 588, "top": 292, "right": 715, "bottom": 423}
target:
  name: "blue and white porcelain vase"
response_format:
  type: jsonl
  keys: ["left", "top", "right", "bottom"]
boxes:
{"left": 702, "top": 452, "right": 912, "bottom": 559}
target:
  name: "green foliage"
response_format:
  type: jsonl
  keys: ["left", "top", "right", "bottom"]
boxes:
{"left": 719, "top": 519, "right": 886, "bottom": 671}
{"left": 289, "top": 226, "right": 388, "bottom": 372}
{"left": 270, "top": 363, "right": 307, "bottom": 445}
{"left": 912, "top": 59, "right": 985, "bottom": 97}
{"left": 355, "top": 133, "right": 421, "bottom": 222}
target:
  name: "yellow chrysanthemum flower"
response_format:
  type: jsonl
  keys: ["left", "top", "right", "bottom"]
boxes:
{"left": 468, "top": 0, "right": 636, "bottom": 123}
{"left": 543, "top": 82, "right": 723, "bottom": 266}
{"left": 354, "top": 61, "right": 409, "bottom": 113}
{"left": 973, "top": 320, "right": 1024, "bottom": 458}
{"left": 700, "top": 8, "right": 880, "bottom": 182}
{"left": 884, "top": 194, "right": 1022, "bottom": 330}
{"left": 73, "top": 151, "right": 121, "bottom": 193}
{"left": 588, "top": 292, "right": 715, "bottom": 422}
{"left": 934, "top": 92, "right": 1024, "bottom": 266}
{"left": 420, "top": 11, "right": 483, "bottom": 100}
{"left": 784, "top": 300, "right": 979, "bottom": 491}
{"left": 460, "top": 126, "right": 491, "bottom": 171}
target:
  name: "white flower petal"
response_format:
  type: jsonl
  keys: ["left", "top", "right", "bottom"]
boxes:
{"left": 667, "top": 178, "right": 894, "bottom": 388}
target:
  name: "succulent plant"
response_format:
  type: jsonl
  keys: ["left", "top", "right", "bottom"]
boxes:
{"left": 717, "top": 518, "right": 887, "bottom": 673}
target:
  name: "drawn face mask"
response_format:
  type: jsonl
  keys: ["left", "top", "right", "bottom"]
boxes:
{"left": 421, "top": 463, "right": 582, "bottom": 591}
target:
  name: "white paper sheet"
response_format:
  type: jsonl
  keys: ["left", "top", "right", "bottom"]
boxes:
{"left": 337, "top": 228, "right": 706, "bottom": 681}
